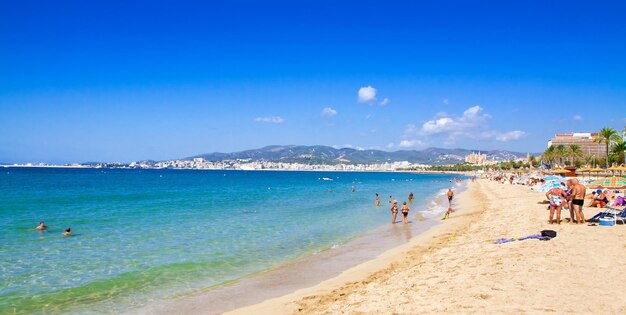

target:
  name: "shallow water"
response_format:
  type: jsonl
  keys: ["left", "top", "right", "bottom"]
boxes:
{"left": 0, "top": 168, "right": 458, "bottom": 314}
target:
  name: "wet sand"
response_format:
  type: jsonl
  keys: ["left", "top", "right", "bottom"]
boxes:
{"left": 129, "top": 183, "right": 464, "bottom": 315}
{"left": 228, "top": 179, "right": 626, "bottom": 314}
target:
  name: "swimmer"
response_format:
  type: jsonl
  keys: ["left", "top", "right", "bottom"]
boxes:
{"left": 401, "top": 201, "right": 410, "bottom": 224}
{"left": 408, "top": 192, "right": 413, "bottom": 203}
{"left": 63, "top": 227, "right": 72, "bottom": 236}
{"left": 35, "top": 221, "right": 47, "bottom": 230}
{"left": 352, "top": 186, "right": 355, "bottom": 192}
{"left": 375, "top": 193, "right": 380, "bottom": 206}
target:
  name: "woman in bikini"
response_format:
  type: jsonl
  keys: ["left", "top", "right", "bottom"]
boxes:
{"left": 390, "top": 200, "right": 398, "bottom": 224}
{"left": 401, "top": 201, "right": 410, "bottom": 224}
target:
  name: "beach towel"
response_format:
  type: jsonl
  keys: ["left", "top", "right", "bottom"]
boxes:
{"left": 494, "top": 231, "right": 555, "bottom": 244}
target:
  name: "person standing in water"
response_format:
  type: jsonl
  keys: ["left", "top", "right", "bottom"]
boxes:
{"left": 390, "top": 200, "right": 398, "bottom": 224}
{"left": 352, "top": 185, "right": 355, "bottom": 192}
{"left": 408, "top": 192, "right": 414, "bottom": 203}
{"left": 389, "top": 195, "right": 393, "bottom": 204}
{"left": 375, "top": 193, "right": 380, "bottom": 206}
{"left": 63, "top": 227, "right": 72, "bottom": 236}
{"left": 447, "top": 189, "right": 454, "bottom": 206}
{"left": 35, "top": 221, "right": 47, "bottom": 230}
{"left": 401, "top": 201, "right": 410, "bottom": 224}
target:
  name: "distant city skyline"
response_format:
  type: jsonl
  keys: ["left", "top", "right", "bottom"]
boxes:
{"left": 1, "top": 1, "right": 625, "bottom": 164}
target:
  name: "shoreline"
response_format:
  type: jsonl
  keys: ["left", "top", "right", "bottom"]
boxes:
{"left": 229, "top": 179, "right": 625, "bottom": 314}
{"left": 128, "top": 178, "right": 467, "bottom": 315}
{"left": 224, "top": 180, "right": 478, "bottom": 315}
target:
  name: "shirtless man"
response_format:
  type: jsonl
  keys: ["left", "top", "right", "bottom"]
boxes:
{"left": 35, "top": 221, "right": 47, "bottom": 230}
{"left": 447, "top": 189, "right": 454, "bottom": 206}
{"left": 570, "top": 178, "right": 586, "bottom": 224}
{"left": 546, "top": 186, "right": 567, "bottom": 224}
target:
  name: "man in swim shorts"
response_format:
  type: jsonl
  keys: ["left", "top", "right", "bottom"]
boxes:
{"left": 546, "top": 186, "right": 567, "bottom": 224}
{"left": 570, "top": 178, "right": 586, "bottom": 224}
{"left": 447, "top": 189, "right": 454, "bottom": 206}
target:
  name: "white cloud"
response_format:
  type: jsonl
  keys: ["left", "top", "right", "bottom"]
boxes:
{"left": 495, "top": 130, "right": 527, "bottom": 142}
{"left": 320, "top": 107, "right": 337, "bottom": 117}
{"left": 380, "top": 98, "right": 390, "bottom": 106}
{"left": 398, "top": 139, "right": 426, "bottom": 148}
{"left": 254, "top": 116, "right": 284, "bottom": 124}
{"left": 420, "top": 105, "right": 489, "bottom": 135}
{"left": 573, "top": 115, "right": 583, "bottom": 121}
{"left": 358, "top": 85, "right": 377, "bottom": 103}
{"left": 416, "top": 105, "right": 526, "bottom": 144}
{"left": 442, "top": 98, "right": 449, "bottom": 105}
{"left": 387, "top": 142, "right": 395, "bottom": 149}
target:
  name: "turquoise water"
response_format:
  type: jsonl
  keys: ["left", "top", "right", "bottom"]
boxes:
{"left": 0, "top": 168, "right": 458, "bottom": 314}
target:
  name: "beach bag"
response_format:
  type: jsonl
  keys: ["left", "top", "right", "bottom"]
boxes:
{"left": 540, "top": 230, "right": 557, "bottom": 239}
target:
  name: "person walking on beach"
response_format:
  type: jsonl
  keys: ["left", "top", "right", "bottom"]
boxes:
{"left": 408, "top": 192, "right": 414, "bottom": 203}
{"left": 447, "top": 189, "right": 454, "bottom": 206}
{"left": 390, "top": 200, "right": 398, "bottom": 224}
{"left": 375, "top": 193, "right": 380, "bottom": 206}
{"left": 571, "top": 178, "right": 586, "bottom": 224}
{"left": 442, "top": 207, "right": 453, "bottom": 220}
{"left": 546, "top": 186, "right": 567, "bottom": 224}
{"left": 401, "top": 201, "right": 410, "bottom": 224}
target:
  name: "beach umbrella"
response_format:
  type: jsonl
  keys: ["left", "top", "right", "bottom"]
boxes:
{"left": 576, "top": 167, "right": 590, "bottom": 179}
{"left": 551, "top": 169, "right": 569, "bottom": 175}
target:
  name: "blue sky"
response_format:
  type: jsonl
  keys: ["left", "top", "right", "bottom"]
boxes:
{"left": 1, "top": 0, "right": 625, "bottom": 163}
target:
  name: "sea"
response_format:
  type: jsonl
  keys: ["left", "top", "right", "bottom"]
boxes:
{"left": 0, "top": 167, "right": 464, "bottom": 314}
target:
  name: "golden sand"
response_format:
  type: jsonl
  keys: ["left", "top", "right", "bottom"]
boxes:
{"left": 228, "top": 180, "right": 626, "bottom": 314}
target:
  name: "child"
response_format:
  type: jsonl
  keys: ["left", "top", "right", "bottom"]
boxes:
{"left": 442, "top": 207, "right": 453, "bottom": 220}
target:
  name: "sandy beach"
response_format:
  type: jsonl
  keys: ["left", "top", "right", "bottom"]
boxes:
{"left": 227, "top": 179, "right": 626, "bottom": 314}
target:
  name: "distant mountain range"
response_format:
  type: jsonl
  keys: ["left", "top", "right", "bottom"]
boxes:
{"left": 188, "top": 145, "right": 533, "bottom": 165}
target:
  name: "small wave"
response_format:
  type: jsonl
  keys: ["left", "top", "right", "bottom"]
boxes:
{"left": 240, "top": 210, "right": 256, "bottom": 214}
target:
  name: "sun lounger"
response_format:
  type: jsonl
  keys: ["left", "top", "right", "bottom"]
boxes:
{"left": 590, "top": 206, "right": 626, "bottom": 224}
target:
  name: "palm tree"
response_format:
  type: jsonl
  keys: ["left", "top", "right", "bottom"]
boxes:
{"left": 555, "top": 144, "right": 567, "bottom": 166}
{"left": 611, "top": 139, "right": 626, "bottom": 165}
{"left": 542, "top": 146, "right": 556, "bottom": 166}
{"left": 594, "top": 127, "right": 621, "bottom": 167}
{"left": 569, "top": 144, "right": 583, "bottom": 166}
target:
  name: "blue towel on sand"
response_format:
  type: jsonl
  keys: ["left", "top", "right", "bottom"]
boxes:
{"left": 494, "top": 234, "right": 551, "bottom": 244}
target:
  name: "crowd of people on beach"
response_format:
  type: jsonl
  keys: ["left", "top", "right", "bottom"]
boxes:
{"left": 483, "top": 170, "right": 625, "bottom": 225}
